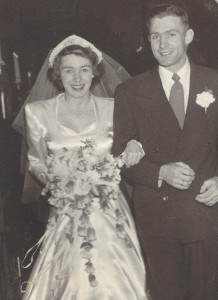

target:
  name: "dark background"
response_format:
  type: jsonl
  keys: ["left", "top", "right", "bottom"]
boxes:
{"left": 0, "top": 0, "right": 218, "bottom": 298}
{"left": 1, "top": 0, "right": 218, "bottom": 85}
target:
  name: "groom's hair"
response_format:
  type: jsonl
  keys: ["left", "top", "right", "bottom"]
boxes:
{"left": 146, "top": 2, "right": 190, "bottom": 31}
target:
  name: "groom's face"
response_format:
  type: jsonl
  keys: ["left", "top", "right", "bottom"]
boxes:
{"left": 149, "top": 15, "right": 194, "bottom": 73}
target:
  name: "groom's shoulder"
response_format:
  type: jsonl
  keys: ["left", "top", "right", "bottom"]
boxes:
{"left": 191, "top": 62, "right": 218, "bottom": 80}
{"left": 117, "top": 67, "right": 157, "bottom": 91}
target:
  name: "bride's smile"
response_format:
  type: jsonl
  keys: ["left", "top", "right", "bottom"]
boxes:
{"left": 60, "top": 54, "right": 94, "bottom": 101}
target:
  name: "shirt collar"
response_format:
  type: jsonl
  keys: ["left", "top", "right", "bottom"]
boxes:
{"left": 158, "top": 57, "right": 190, "bottom": 83}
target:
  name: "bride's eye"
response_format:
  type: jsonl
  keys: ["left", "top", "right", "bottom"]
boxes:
{"left": 150, "top": 34, "right": 159, "bottom": 41}
{"left": 82, "top": 67, "right": 90, "bottom": 73}
{"left": 64, "top": 68, "right": 73, "bottom": 74}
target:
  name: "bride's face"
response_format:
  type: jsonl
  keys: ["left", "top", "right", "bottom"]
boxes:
{"left": 60, "top": 54, "right": 94, "bottom": 100}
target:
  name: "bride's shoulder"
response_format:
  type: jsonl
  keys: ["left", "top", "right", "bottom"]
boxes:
{"left": 93, "top": 95, "right": 114, "bottom": 106}
{"left": 93, "top": 96, "right": 114, "bottom": 120}
{"left": 25, "top": 94, "right": 61, "bottom": 111}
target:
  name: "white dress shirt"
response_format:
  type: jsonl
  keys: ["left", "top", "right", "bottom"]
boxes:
{"left": 159, "top": 57, "right": 191, "bottom": 112}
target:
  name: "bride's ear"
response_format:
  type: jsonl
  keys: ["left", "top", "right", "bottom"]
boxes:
{"left": 185, "top": 28, "right": 194, "bottom": 45}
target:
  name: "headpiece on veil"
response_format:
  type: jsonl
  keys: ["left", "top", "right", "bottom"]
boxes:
{"left": 49, "top": 35, "right": 103, "bottom": 67}
{"left": 12, "top": 35, "right": 130, "bottom": 206}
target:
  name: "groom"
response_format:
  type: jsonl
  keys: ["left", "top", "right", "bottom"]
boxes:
{"left": 112, "top": 2, "right": 218, "bottom": 300}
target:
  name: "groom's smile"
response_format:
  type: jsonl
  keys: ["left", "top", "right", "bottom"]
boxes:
{"left": 149, "top": 15, "right": 194, "bottom": 73}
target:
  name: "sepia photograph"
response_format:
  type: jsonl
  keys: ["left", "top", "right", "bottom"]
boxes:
{"left": 1, "top": 0, "right": 218, "bottom": 299}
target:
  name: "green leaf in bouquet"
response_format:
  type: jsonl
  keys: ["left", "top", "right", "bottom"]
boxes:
{"left": 85, "top": 202, "right": 96, "bottom": 214}
{"left": 115, "top": 208, "right": 125, "bottom": 224}
{"left": 116, "top": 223, "right": 126, "bottom": 239}
{"left": 65, "top": 232, "right": 74, "bottom": 244}
{"left": 85, "top": 261, "right": 95, "bottom": 273}
{"left": 80, "top": 248, "right": 93, "bottom": 259}
{"left": 89, "top": 273, "right": 98, "bottom": 287}
{"left": 87, "top": 227, "right": 96, "bottom": 241}
{"left": 123, "top": 235, "right": 133, "bottom": 249}
{"left": 79, "top": 212, "right": 90, "bottom": 226}
{"left": 80, "top": 241, "right": 93, "bottom": 250}
{"left": 78, "top": 225, "right": 87, "bottom": 237}
{"left": 65, "top": 179, "right": 75, "bottom": 193}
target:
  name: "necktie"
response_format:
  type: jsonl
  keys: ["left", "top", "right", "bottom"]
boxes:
{"left": 169, "top": 73, "right": 185, "bottom": 129}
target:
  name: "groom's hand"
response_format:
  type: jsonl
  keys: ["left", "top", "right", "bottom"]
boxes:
{"left": 195, "top": 176, "right": 218, "bottom": 206}
{"left": 159, "top": 162, "right": 195, "bottom": 190}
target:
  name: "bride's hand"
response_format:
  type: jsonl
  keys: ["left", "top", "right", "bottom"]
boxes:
{"left": 122, "top": 140, "right": 145, "bottom": 168}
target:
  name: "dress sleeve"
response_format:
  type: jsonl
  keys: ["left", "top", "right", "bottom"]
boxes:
{"left": 25, "top": 103, "right": 48, "bottom": 185}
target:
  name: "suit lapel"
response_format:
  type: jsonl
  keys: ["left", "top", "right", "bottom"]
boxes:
{"left": 182, "top": 63, "right": 209, "bottom": 135}
{"left": 135, "top": 64, "right": 211, "bottom": 156}
{"left": 173, "top": 63, "right": 212, "bottom": 165}
{"left": 136, "top": 68, "right": 182, "bottom": 144}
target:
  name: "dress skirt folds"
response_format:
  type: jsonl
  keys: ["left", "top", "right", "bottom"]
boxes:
{"left": 22, "top": 94, "right": 147, "bottom": 300}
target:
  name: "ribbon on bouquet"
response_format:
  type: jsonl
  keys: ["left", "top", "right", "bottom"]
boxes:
{"left": 21, "top": 207, "right": 75, "bottom": 294}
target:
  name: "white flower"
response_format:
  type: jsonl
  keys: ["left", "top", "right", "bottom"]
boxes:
{"left": 196, "top": 89, "right": 215, "bottom": 112}
{"left": 51, "top": 163, "right": 69, "bottom": 178}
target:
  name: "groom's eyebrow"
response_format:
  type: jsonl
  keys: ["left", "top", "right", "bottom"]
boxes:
{"left": 150, "top": 29, "right": 179, "bottom": 35}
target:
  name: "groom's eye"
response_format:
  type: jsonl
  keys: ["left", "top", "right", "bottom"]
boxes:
{"left": 168, "top": 32, "right": 176, "bottom": 38}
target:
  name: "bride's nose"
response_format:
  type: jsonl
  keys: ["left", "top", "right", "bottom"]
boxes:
{"left": 73, "top": 70, "right": 82, "bottom": 82}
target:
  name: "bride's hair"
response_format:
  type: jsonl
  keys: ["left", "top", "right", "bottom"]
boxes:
{"left": 49, "top": 45, "right": 103, "bottom": 90}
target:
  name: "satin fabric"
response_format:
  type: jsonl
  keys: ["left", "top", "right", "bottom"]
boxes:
{"left": 22, "top": 94, "right": 147, "bottom": 300}
{"left": 12, "top": 51, "right": 131, "bottom": 206}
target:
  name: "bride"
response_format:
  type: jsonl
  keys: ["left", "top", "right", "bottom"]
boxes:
{"left": 17, "top": 35, "right": 148, "bottom": 300}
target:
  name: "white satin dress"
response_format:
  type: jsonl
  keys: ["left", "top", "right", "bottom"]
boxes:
{"left": 22, "top": 93, "right": 147, "bottom": 300}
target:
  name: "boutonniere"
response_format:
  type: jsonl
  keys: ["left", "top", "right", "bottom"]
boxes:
{"left": 196, "top": 89, "right": 215, "bottom": 112}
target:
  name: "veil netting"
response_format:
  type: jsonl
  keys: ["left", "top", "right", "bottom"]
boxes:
{"left": 12, "top": 52, "right": 130, "bottom": 135}
{"left": 12, "top": 51, "right": 131, "bottom": 215}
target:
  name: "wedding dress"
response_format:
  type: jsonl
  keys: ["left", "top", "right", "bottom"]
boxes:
{"left": 22, "top": 93, "right": 148, "bottom": 300}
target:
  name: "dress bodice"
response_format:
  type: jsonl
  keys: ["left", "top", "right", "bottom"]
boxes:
{"left": 25, "top": 94, "right": 114, "bottom": 182}
{"left": 24, "top": 94, "right": 148, "bottom": 300}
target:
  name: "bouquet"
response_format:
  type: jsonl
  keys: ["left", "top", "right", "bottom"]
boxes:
{"left": 42, "top": 139, "right": 123, "bottom": 211}
{"left": 42, "top": 139, "right": 131, "bottom": 286}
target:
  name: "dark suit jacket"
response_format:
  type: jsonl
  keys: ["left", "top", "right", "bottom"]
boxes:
{"left": 112, "top": 62, "right": 218, "bottom": 243}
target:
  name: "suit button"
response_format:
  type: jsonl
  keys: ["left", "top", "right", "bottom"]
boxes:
{"left": 152, "top": 145, "right": 159, "bottom": 153}
{"left": 163, "top": 196, "right": 169, "bottom": 201}
{"left": 206, "top": 142, "right": 211, "bottom": 148}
